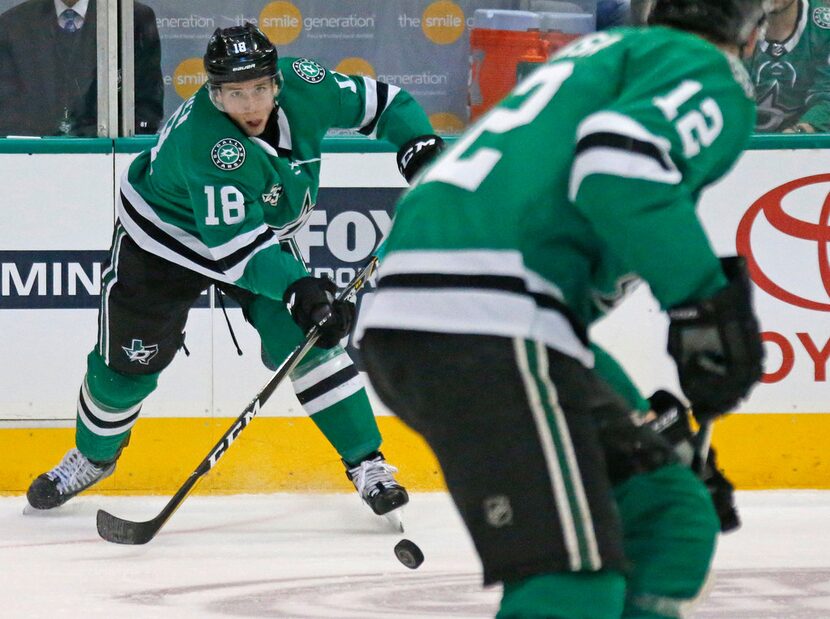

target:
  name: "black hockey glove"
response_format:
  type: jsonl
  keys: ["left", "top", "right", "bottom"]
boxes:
{"left": 283, "top": 276, "right": 355, "bottom": 349}
{"left": 667, "top": 256, "right": 764, "bottom": 423}
{"left": 396, "top": 134, "right": 445, "bottom": 183}
{"left": 646, "top": 390, "right": 740, "bottom": 533}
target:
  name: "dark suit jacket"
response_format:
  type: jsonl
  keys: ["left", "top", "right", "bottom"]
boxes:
{"left": 0, "top": 0, "right": 163, "bottom": 136}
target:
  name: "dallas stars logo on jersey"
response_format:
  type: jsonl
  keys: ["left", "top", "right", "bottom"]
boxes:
{"left": 122, "top": 339, "right": 159, "bottom": 365}
{"left": 814, "top": 7, "right": 830, "bottom": 29}
{"left": 211, "top": 138, "right": 247, "bottom": 170}
{"left": 292, "top": 58, "right": 326, "bottom": 84}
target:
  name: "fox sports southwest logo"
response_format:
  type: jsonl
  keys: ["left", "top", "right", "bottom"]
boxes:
{"left": 737, "top": 174, "right": 830, "bottom": 311}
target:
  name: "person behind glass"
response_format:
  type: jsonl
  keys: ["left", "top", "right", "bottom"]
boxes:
{"left": 747, "top": 0, "right": 830, "bottom": 133}
{"left": 0, "top": 0, "right": 163, "bottom": 136}
{"left": 597, "top": 0, "right": 631, "bottom": 28}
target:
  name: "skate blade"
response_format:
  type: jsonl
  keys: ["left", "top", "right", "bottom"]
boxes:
{"left": 21, "top": 502, "right": 65, "bottom": 517}
{"left": 384, "top": 509, "right": 405, "bottom": 533}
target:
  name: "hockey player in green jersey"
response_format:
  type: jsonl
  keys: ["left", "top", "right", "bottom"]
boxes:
{"left": 748, "top": 0, "right": 830, "bottom": 132}
{"left": 26, "top": 24, "right": 444, "bottom": 518}
{"left": 359, "top": 0, "right": 768, "bottom": 617}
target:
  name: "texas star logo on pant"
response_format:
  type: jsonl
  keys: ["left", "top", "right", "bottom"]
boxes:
{"left": 483, "top": 495, "right": 513, "bottom": 527}
{"left": 122, "top": 339, "right": 159, "bottom": 365}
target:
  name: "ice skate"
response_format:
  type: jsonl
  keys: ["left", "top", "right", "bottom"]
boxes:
{"left": 345, "top": 451, "right": 408, "bottom": 530}
{"left": 26, "top": 448, "right": 116, "bottom": 510}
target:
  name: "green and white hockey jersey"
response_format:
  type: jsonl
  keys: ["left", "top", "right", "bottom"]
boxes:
{"left": 748, "top": 0, "right": 830, "bottom": 132}
{"left": 118, "top": 56, "right": 433, "bottom": 302}
{"left": 361, "top": 27, "right": 755, "bottom": 367}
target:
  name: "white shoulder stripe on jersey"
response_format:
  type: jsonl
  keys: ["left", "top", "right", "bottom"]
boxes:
{"left": 569, "top": 147, "right": 682, "bottom": 201}
{"left": 576, "top": 110, "right": 671, "bottom": 146}
{"left": 368, "top": 84, "right": 401, "bottom": 139}
{"left": 386, "top": 84, "right": 401, "bottom": 105}
{"left": 359, "top": 76, "right": 378, "bottom": 131}
{"left": 569, "top": 111, "right": 681, "bottom": 201}
{"left": 359, "top": 78, "right": 401, "bottom": 139}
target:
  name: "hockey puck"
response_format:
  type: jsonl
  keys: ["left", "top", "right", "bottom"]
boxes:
{"left": 394, "top": 538, "right": 424, "bottom": 569}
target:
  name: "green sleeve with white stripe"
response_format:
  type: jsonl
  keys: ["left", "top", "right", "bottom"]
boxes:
{"left": 331, "top": 73, "right": 435, "bottom": 147}
{"left": 278, "top": 57, "right": 434, "bottom": 148}
{"left": 570, "top": 52, "right": 754, "bottom": 308}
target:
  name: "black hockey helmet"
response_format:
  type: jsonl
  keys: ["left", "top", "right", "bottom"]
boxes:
{"left": 204, "top": 23, "right": 278, "bottom": 85}
{"left": 648, "top": 0, "right": 772, "bottom": 46}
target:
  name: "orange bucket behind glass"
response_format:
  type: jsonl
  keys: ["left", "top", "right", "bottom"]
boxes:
{"left": 469, "top": 11, "right": 545, "bottom": 122}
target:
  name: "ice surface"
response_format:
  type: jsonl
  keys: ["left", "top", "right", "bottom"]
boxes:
{"left": 2, "top": 491, "right": 830, "bottom": 618}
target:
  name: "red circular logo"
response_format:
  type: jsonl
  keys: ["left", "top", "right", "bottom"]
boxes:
{"left": 737, "top": 173, "right": 830, "bottom": 311}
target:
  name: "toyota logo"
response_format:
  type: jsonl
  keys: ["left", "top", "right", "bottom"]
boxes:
{"left": 737, "top": 174, "right": 830, "bottom": 311}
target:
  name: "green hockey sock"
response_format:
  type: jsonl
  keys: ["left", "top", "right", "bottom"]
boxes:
{"left": 615, "top": 464, "right": 719, "bottom": 618}
{"left": 309, "top": 389, "right": 382, "bottom": 465}
{"left": 76, "top": 422, "right": 130, "bottom": 464}
{"left": 498, "top": 571, "right": 626, "bottom": 619}
{"left": 75, "top": 349, "right": 159, "bottom": 462}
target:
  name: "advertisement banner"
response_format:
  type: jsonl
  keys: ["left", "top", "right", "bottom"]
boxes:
{"left": 5, "top": 147, "right": 830, "bottom": 420}
{"left": 148, "top": 0, "right": 524, "bottom": 133}
{"left": 592, "top": 149, "right": 830, "bottom": 414}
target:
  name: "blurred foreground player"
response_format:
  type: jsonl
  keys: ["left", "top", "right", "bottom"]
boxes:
{"left": 360, "top": 1, "right": 767, "bottom": 617}
{"left": 27, "top": 24, "right": 444, "bottom": 520}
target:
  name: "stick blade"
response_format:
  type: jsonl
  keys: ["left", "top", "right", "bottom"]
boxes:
{"left": 96, "top": 509, "right": 159, "bottom": 545}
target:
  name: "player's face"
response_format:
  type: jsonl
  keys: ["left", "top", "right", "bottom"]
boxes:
{"left": 217, "top": 77, "right": 278, "bottom": 136}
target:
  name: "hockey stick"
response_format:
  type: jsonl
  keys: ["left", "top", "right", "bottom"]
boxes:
{"left": 96, "top": 257, "right": 379, "bottom": 545}
{"left": 692, "top": 421, "right": 713, "bottom": 475}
